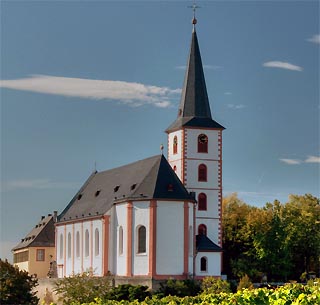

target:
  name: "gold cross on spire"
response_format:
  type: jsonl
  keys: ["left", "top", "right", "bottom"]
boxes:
{"left": 188, "top": 1, "right": 200, "bottom": 29}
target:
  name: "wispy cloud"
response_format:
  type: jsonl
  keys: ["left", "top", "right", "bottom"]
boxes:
{"left": 279, "top": 155, "right": 320, "bottom": 165}
{"left": 263, "top": 61, "right": 303, "bottom": 72}
{"left": 305, "top": 155, "right": 320, "bottom": 163}
{"left": 224, "top": 92, "right": 232, "bottom": 95}
{"left": 279, "top": 158, "right": 302, "bottom": 165}
{"left": 307, "top": 34, "right": 320, "bottom": 44}
{"left": 227, "top": 104, "right": 246, "bottom": 110}
{"left": 0, "top": 75, "right": 181, "bottom": 108}
{"left": 2, "top": 179, "right": 78, "bottom": 192}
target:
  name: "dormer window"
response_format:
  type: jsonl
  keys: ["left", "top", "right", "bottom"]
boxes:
{"left": 114, "top": 185, "right": 120, "bottom": 192}
{"left": 167, "top": 184, "right": 174, "bottom": 192}
{"left": 130, "top": 184, "right": 137, "bottom": 190}
{"left": 173, "top": 136, "right": 178, "bottom": 154}
{"left": 95, "top": 190, "right": 101, "bottom": 197}
{"left": 198, "top": 134, "right": 208, "bottom": 153}
{"left": 77, "top": 194, "right": 82, "bottom": 200}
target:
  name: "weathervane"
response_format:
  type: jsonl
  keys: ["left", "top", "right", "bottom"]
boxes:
{"left": 188, "top": 0, "right": 200, "bottom": 29}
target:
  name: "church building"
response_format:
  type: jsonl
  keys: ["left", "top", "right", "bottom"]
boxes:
{"left": 55, "top": 15, "right": 225, "bottom": 284}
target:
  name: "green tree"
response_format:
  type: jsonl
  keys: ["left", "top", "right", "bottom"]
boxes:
{"left": 222, "top": 193, "right": 259, "bottom": 279}
{"left": 54, "top": 270, "right": 112, "bottom": 304}
{"left": 0, "top": 259, "right": 39, "bottom": 305}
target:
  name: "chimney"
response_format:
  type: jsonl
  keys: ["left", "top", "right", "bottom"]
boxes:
{"left": 53, "top": 211, "right": 58, "bottom": 222}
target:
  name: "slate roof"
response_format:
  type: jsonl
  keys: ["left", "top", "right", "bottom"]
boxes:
{"left": 58, "top": 155, "right": 194, "bottom": 223}
{"left": 166, "top": 27, "right": 225, "bottom": 133}
{"left": 12, "top": 215, "right": 55, "bottom": 251}
{"left": 196, "top": 234, "right": 222, "bottom": 252}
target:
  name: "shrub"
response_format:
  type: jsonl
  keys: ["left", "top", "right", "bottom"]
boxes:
{"left": 201, "top": 276, "right": 231, "bottom": 294}
{"left": 54, "top": 270, "right": 112, "bottom": 304}
{"left": 237, "top": 274, "right": 254, "bottom": 291}
{"left": 0, "top": 259, "right": 39, "bottom": 305}
{"left": 104, "top": 284, "right": 150, "bottom": 301}
{"left": 156, "top": 278, "right": 201, "bottom": 297}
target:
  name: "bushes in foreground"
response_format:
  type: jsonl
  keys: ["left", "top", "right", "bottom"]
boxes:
{"left": 56, "top": 283, "right": 320, "bottom": 305}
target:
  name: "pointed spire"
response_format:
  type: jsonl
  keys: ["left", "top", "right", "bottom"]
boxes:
{"left": 179, "top": 28, "right": 212, "bottom": 119}
{"left": 166, "top": 15, "right": 225, "bottom": 133}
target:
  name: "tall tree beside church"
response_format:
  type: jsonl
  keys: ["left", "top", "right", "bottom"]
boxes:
{"left": 222, "top": 193, "right": 259, "bottom": 279}
{"left": 283, "top": 194, "right": 320, "bottom": 278}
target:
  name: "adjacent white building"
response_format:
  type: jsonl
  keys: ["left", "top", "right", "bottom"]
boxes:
{"left": 56, "top": 16, "right": 225, "bottom": 284}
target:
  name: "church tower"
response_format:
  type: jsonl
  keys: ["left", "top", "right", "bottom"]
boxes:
{"left": 166, "top": 15, "right": 225, "bottom": 277}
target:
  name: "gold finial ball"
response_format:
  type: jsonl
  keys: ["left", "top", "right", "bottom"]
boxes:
{"left": 192, "top": 17, "right": 197, "bottom": 25}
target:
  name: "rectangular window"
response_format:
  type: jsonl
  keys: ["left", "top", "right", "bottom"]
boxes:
{"left": 14, "top": 250, "right": 29, "bottom": 263}
{"left": 36, "top": 249, "right": 45, "bottom": 261}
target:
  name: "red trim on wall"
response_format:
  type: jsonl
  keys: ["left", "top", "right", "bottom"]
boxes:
{"left": 183, "top": 202, "right": 189, "bottom": 275}
{"left": 103, "top": 215, "right": 110, "bottom": 276}
{"left": 148, "top": 200, "right": 157, "bottom": 276}
{"left": 126, "top": 201, "right": 133, "bottom": 276}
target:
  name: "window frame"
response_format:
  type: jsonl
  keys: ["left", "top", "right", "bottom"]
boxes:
{"left": 85, "top": 229, "right": 90, "bottom": 257}
{"left": 137, "top": 225, "right": 147, "bottom": 254}
{"left": 36, "top": 249, "right": 45, "bottom": 262}
{"left": 198, "top": 134, "right": 208, "bottom": 153}
{"left": 200, "top": 256, "right": 208, "bottom": 272}
{"left": 67, "top": 232, "right": 72, "bottom": 259}
{"left": 198, "top": 164, "right": 207, "bottom": 182}
{"left": 173, "top": 136, "right": 178, "bottom": 154}
{"left": 94, "top": 228, "right": 99, "bottom": 256}
{"left": 198, "top": 224, "right": 207, "bottom": 236}
{"left": 119, "top": 226, "right": 124, "bottom": 255}
{"left": 76, "top": 231, "right": 80, "bottom": 258}
{"left": 198, "top": 193, "right": 207, "bottom": 211}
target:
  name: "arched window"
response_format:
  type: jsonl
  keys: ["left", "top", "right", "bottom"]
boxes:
{"left": 85, "top": 229, "right": 89, "bottom": 257}
{"left": 119, "top": 226, "right": 123, "bottom": 255}
{"left": 95, "top": 228, "right": 99, "bottom": 256}
{"left": 137, "top": 226, "right": 146, "bottom": 254}
{"left": 198, "top": 164, "right": 207, "bottom": 182}
{"left": 59, "top": 234, "right": 63, "bottom": 259}
{"left": 198, "top": 224, "right": 207, "bottom": 236}
{"left": 198, "top": 193, "right": 207, "bottom": 211}
{"left": 200, "top": 256, "right": 207, "bottom": 272}
{"left": 198, "top": 134, "right": 208, "bottom": 153}
{"left": 67, "top": 232, "right": 71, "bottom": 259}
{"left": 173, "top": 136, "right": 178, "bottom": 154}
{"left": 76, "top": 231, "right": 80, "bottom": 258}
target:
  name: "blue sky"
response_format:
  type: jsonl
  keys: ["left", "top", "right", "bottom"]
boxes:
{"left": 1, "top": 1, "right": 319, "bottom": 261}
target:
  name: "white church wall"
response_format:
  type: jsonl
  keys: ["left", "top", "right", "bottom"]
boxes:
{"left": 115, "top": 203, "right": 128, "bottom": 276}
{"left": 196, "top": 252, "right": 221, "bottom": 277}
{"left": 156, "top": 201, "right": 184, "bottom": 275}
{"left": 168, "top": 130, "right": 183, "bottom": 161}
{"left": 186, "top": 159, "right": 219, "bottom": 188}
{"left": 185, "top": 129, "right": 220, "bottom": 160}
{"left": 196, "top": 218, "right": 220, "bottom": 245}
{"left": 56, "top": 226, "right": 64, "bottom": 273}
{"left": 132, "top": 201, "right": 149, "bottom": 275}
{"left": 65, "top": 225, "right": 73, "bottom": 276}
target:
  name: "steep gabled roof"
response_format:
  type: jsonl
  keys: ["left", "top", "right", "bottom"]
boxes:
{"left": 58, "top": 155, "right": 194, "bottom": 223}
{"left": 166, "top": 27, "right": 225, "bottom": 133}
{"left": 196, "top": 234, "right": 222, "bottom": 252}
{"left": 12, "top": 215, "right": 55, "bottom": 251}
